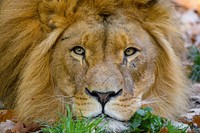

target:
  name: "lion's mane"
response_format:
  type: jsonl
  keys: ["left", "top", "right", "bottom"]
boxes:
{"left": 0, "top": 0, "right": 190, "bottom": 124}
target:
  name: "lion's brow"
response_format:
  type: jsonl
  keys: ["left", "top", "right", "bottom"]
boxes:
{"left": 61, "top": 36, "right": 70, "bottom": 41}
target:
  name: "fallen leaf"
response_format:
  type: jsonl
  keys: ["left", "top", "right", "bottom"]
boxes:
{"left": 193, "top": 115, "right": 200, "bottom": 127}
{"left": 11, "top": 121, "right": 40, "bottom": 133}
{"left": 0, "top": 120, "right": 15, "bottom": 133}
{"left": 174, "top": 0, "right": 200, "bottom": 14}
{"left": 159, "top": 127, "right": 168, "bottom": 133}
{"left": 179, "top": 117, "right": 193, "bottom": 125}
{"left": 0, "top": 110, "right": 14, "bottom": 122}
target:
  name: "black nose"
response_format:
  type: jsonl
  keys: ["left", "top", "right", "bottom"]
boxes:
{"left": 85, "top": 88, "right": 123, "bottom": 106}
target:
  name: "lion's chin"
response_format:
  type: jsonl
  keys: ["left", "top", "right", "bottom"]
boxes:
{"left": 96, "top": 117, "right": 130, "bottom": 133}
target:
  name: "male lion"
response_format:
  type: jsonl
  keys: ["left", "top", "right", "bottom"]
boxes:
{"left": 0, "top": 0, "right": 190, "bottom": 132}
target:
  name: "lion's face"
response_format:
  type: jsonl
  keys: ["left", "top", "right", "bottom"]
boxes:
{"left": 0, "top": 0, "right": 190, "bottom": 132}
{"left": 51, "top": 14, "right": 158, "bottom": 131}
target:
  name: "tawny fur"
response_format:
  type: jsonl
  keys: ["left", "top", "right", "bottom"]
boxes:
{"left": 0, "top": 0, "right": 190, "bottom": 128}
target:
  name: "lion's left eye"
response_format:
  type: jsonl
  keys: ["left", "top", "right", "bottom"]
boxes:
{"left": 124, "top": 47, "right": 138, "bottom": 56}
{"left": 71, "top": 46, "right": 85, "bottom": 56}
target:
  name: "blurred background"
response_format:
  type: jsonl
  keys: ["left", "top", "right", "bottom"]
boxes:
{"left": 173, "top": 0, "right": 200, "bottom": 131}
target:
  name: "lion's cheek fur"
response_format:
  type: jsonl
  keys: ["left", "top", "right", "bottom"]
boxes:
{"left": 74, "top": 93, "right": 102, "bottom": 117}
{"left": 51, "top": 47, "right": 76, "bottom": 97}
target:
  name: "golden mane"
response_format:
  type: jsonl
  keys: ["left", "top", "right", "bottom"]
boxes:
{"left": 0, "top": 0, "right": 190, "bottom": 124}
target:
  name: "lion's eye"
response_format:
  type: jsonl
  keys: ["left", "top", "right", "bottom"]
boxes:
{"left": 124, "top": 47, "right": 138, "bottom": 56}
{"left": 71, "top": 46, "right": 85, "bottom": 56}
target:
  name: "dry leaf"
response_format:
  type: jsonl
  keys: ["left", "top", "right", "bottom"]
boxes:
{"left": 174, "top": 0, "right": 200, "bottom": 14}
{"left": 159, "top": 127, "right": 168, "bottom": 133}
{"left": 179, "top": 117, "right": 193, "bottom": 125}
{"left": 193, "top": 115, "right": 200, "bottom": 127}
{"left": 0, "top": 110, "right": 14, "bottom": 122}
{"left": 11, "top": 121, "right": 40, "bottom": 133}
{"left": 0, "top": 120, "right": 15, "bottom": 133}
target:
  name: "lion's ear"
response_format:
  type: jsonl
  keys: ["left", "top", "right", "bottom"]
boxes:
{"left": 38, "top": 0, "right": 79, "bottom": 31}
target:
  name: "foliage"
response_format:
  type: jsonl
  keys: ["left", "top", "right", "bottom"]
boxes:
{"left": 41, "top": 106, "right": 104, "bottom": 133}
{"left": 188, "top": 46, "right": 200, "bottom": 82}
{"left": 126, "top": 107, "right": 188, "bottom": 133}
{"left": 40, "top": 107, "right": 188, "bottom": 133}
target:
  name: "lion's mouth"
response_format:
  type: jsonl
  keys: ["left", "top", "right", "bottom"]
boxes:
{"left": 93, "top": 113, "right": 128, "bottom": 123}
{"left": 92, "top": 113, "right": 130, "bottom": 132}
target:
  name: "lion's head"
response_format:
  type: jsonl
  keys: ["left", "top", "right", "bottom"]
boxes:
{"left": 0, "top": 0, "right": 190, "bottom": 132}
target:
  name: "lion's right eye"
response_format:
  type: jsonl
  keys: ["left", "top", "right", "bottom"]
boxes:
{"left": 71, "top": 46, "right": 85, "bottom": 56}
{"left": 124, "top": 47, "right": 138, "bottom": 57}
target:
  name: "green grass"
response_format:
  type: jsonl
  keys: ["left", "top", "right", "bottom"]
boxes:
{"left": 40, "top": 106, "right": 104, "bottom": 133}
{"left": 40, "top": 106, "right": 188, "bottom": 133}
{"left": 188, "top": 46, "right": 200, "bottom": 82}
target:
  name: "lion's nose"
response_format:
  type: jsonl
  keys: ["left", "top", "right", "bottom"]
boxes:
{"left": 85, "top": 88, "right": 122, "bottom": 107}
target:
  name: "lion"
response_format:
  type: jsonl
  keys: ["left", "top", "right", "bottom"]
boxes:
{"left": 0, "top": 0, "right": 190, "bottom": 132}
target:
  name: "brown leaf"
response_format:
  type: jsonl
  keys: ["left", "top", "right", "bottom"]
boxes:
{"left": 0, "top": 120, "right": 16, "bottom": 133}
{"left": 0, "top": 110, "right": 14, "bottom": 122}
{"left": 5, "top": 129, "right": 13, "bottom": 133}
{"left": 193, "top": 115, "right": 200, "bottom": 127}
{"left": 174, "top": 0, "right": 200, "bottom": 14}
{"left": 179, "top": 117, "right": 193, "bottom": 125}
{"left": 187, "top": 130, "right": 195, "bottom": 133}
{"left": 11, "top": 121, "right": 40, "bottom": 133}
{"left": 159, "top": 127, "right": 168, "bottom": 133}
